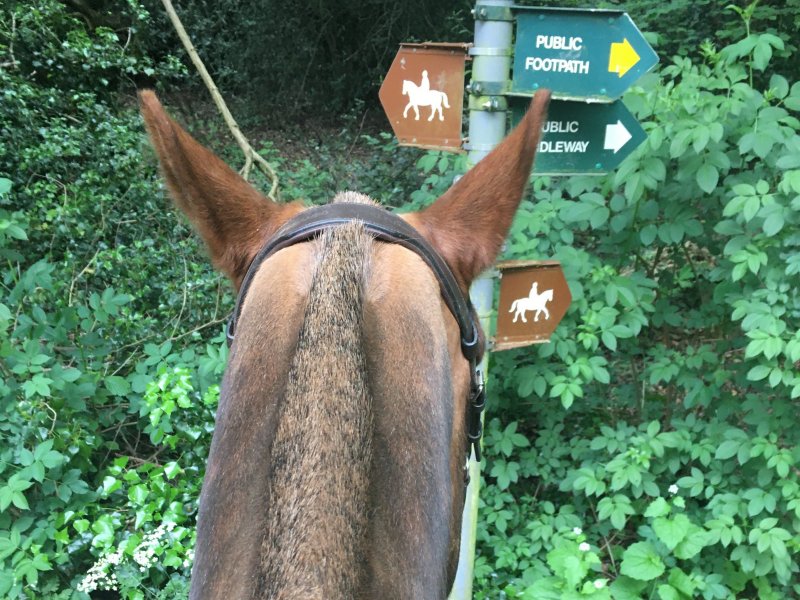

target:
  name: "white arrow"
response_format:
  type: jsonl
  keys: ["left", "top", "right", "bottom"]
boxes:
{"left": 604, "top": 120, "right": 632, "bottom": 154}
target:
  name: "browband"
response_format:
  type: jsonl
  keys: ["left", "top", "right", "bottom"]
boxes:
{"left": 226, "top": 203, "right": 480, "bottom": 362}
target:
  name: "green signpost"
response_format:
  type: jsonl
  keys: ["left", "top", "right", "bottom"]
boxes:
{"left": 510, "top": 98, "right": 647, "bottom": 175}
{"left": 511, "top": 6, "right": 659, "bottom": 102}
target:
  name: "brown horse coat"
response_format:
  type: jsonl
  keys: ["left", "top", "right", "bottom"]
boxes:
{"left": 139, "top": 90, "right": 550, "bottom": 599}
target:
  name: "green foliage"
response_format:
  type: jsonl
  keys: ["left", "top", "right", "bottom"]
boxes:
{"left": 0, "top": 200, "right": 226, "bottom": 597}
{"left": 474, "top": 13, "right": 800, "bottom": 600}
{"left": 132, "top": 0, "right": 473, "bottom": 116}
{"left": 4, "top": 1, "right": 800, "bottom": 598}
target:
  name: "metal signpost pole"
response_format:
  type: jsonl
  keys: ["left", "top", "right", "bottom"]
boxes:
{"left": 449, "top": 1, "right": 513, "bottom": 597}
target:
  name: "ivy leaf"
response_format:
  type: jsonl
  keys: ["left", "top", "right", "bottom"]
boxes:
{"left": 620, "top": 542, "right": 665, "bottom": 581}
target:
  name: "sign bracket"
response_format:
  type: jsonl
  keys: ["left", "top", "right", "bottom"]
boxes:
{"left": 473, "top": 3, "right": 513, "bottom": 21}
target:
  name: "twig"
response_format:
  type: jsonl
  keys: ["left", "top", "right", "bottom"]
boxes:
{"left": 159, "top": 0, "right": 280, "bottom": 198}
{"left": 3, "top": 14, "right": 18, "bottom": 70}
{"left": 42, "top": 401, "right": 58, "bottom": 435}
{"left": 167, "top": 316, "right": 227, "bottom": 343}
{"left": 346, "top": 108, "right": 370, "bottom": 159}
{"left": 602, "top": 534, "right": 618, "bottom": 574}
{"left": 169, "top": 255, "right": 189, "bottom": 339}
{"left": 68, "top": 248, "right": 100, "bottom": 306}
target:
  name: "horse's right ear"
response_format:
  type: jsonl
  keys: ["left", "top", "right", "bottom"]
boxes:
{"left": 409, "top": 90, "right": 551, "bottom": 288}
{"left": 139, "top": 90, "right": 301, "bottom": 287}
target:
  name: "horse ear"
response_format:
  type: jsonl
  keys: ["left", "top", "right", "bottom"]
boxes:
{"left": 138, "top": 90, "right": 300, "bottom": 287}
{"left": 408, "top": 90, "right": 550, "bottom": 287}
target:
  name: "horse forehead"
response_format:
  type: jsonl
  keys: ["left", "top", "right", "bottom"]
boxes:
{"left": 238, "top": 244, "right": 316, "bottom": 323}
{"left": 366, "top": 242, "right": 442, "bottom": 312}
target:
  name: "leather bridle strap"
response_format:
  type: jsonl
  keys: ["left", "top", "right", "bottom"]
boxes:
{"left": 225, "top": 203, "right": 485, "bottom": 461}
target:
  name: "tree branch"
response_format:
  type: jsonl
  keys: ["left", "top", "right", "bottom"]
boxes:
{"left": 159, "top": 0, "right": 279, "bottom": 199}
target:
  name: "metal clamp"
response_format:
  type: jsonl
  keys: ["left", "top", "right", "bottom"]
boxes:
{"left": 468, "top": 47, "right": 512, "bottom": 57}
{"left": 462, "top": 142, "right": 499, "bottom": 152}
{"left": 466, "top": 80, "right": 509, "bottom": 96}
{"left": 468, "top": 95, "right": 507, "bottom": 112}
{"left": 472, "top": 4, "right": 513, "bottom": 21}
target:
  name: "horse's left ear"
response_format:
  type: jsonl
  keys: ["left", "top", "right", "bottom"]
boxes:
{"left": 139, "top": 90, "right": 301, "bottom": 288}
{"left": 408, "top": 90, "right": 550, "bottom": 287}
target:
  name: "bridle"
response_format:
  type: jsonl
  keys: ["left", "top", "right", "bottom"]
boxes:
{"left": 225, "top": 202, "right": 487, "bottom": 463}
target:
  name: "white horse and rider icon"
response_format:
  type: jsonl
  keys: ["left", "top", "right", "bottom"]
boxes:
{"left": 402, "top": 70, "right": 450, "bottom": 122}
{"left": 509, "top": 281, "right": 554, "bottom": 324}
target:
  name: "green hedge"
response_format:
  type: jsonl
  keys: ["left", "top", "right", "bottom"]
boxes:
{"left": 471, "top": 14, "right": 800, "bottom": 600}
{"left": 2, "top": 1, "right": 799, "bottom": 598}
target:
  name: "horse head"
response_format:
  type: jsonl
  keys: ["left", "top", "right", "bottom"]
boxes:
{"left": 402, "top": 79, "right": 412, "bottom": 96}
{"left": 139, "top": 89, "right": 550, "bottom": 599}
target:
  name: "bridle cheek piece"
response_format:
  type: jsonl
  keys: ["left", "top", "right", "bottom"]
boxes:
{"left": 225, "top": 203, "right": 487, "bottom": 464}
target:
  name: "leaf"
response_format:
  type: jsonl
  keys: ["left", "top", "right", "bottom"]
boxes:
{"left": 11, "top": 492, "right": 29, "bottom": 510}
{"left": 30, "top": 462, "right": 45, "bottom": 483}
{"left": 644, "top": 497, "right": 671, "bottom": 518}
{"left": 602, "top": 331, "right": 618, "bottom": 351}
{"left": 742, "top": 196, "right": 760, "bottom": 221}
{"left": 746, "top": 365, "right": 770, "bottom": 381}
{"left": 640, "top": 224, "right": 657, "bottom": 245}
{"left": 658, "top": 584, "right": 680, "bottom": 600}
{"left": 716, "top": 440, "right": 740, "bottom": 459}
{"left": 0, "top": 536, "right": 17, "bottom": 560}
{"left": 673, "top": 526, "right": 709, "bottom": 559}
{"left": 18, "top": 448, "right": 34, "bottom": 467}
{"left": 653, "top": 514, "right": 691, "bottom": 550}
{"left": 610, "top": 576, "right": 648, "bottom": 600}
{"left": 104, "top": 375, "right": 130, "bottom": 396}
{"left": 696, "top": 164, "right": 718, "bottom": 193}
{"left": 752, "top": 38, "right": 773, "bottom": 71}
{"left": 769, "top": 75, "right": 789, "bottom": 98}
{"left": 0, "top": 178, "right": 11, "bottom": 195}
{"left": 40, "top": 450, "right": 63, "bottom": 469}
{"left": 590, "top": 206, "right": 610, "bottom": 229}
{"left": 620, "top": 542, "right": 665, "bottom": 581}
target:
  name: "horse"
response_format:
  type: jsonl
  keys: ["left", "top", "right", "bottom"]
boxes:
{"left": 139, "top": 88, "right": 550, "bottom": 599}
{"left": 509, "top": 282, "right": 554, "bottom": 324}
{"left": 402, "top": 79, "right": 450, "bottom": 122}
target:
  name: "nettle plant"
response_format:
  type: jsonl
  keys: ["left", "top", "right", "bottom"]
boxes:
{"left": 472, "top": 19, "right": 800, "bottom": 600}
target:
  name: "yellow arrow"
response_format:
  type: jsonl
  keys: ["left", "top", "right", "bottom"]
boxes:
{"left": 608, "top": 38, "right": 640, "bottom": 78}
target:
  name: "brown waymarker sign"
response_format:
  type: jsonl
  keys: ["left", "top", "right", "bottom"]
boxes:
{"left": 494, "top": 260, "right": 572, "bottom": 350}
{"left": 379, "top": 43, "right": 469, "bottom": 151}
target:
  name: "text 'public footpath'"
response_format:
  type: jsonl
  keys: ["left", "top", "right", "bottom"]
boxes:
{"left": 524, "top": 36, "right": 589, "bottom": 75}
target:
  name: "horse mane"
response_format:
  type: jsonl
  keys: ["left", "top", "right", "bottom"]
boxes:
{"left": 256, "top": 197, "right": 373, "bottom": 596}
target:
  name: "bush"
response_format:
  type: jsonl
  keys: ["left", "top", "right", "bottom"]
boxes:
{"left": 3, "top": 1, "right": 799, "bottom": 598}
{"left": 473, "top": 14, "right": 800, "bottom": 600}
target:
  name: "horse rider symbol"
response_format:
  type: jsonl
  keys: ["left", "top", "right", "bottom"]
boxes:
{"left": 402, "top": 70, "right": 450, "bottom": 122}
{"left": 509, "top": 281, "right": 554, "bottom": 324}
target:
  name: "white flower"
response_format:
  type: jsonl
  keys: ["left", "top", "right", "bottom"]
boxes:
{"left": 579, "top": 542, "right": 591, "bottom": 552}
{"left": 572, "top": 527, "right": 582, "bottom": 535}
{"left": 668, "top": 484, "right": 679, "bottom": 495}
{"left": 593, "top": 579, "right": 606, "bottom": 589}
